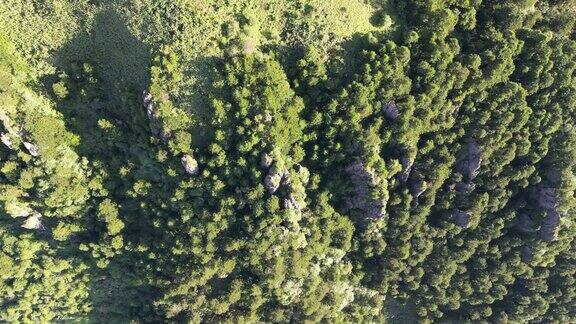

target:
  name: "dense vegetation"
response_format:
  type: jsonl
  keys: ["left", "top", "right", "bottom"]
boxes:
{"left": 1, "top": 0, "right": 575, "bottom": 322}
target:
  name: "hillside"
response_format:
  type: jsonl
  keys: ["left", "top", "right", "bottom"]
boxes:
{"left": 1, "top": 0, "right": 575, "bottom": 322}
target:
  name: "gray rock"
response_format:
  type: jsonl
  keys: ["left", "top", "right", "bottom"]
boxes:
{"left": 453, "top": 209, "right": 471, "bottom": 228}
{"left": 142, "top": 90, "right": 157, "bottom": 119}
{"left": 344, "top": 161, "right": 385, "bottom": 219}
{"left": 539, "top": 210, "right": 560, "bottom": 242}
{"left": 23, "top": 141, "right": 39, "bottom": 157}
{"left": 520, "top": 246, "right": 533, "bottom": 263}
{"left": 454, "top": 182, "right": 476, "bottom": 194}
{"left": 456, "top": 140, "right": 481, "bottom": 180}
{"left": 1, "top": 133, "right": 13, "bottom": 149}
{"left": 181, "top": 154, "right": 199, "bottom": 175}
{"left": 283, "top": 195, "right": 302, "bottom": 214}
{"left": 264, "top": 172, "right": 284, "bottom": 194}
{"left": 410, "top": 178, "right": 427, "bottom": 199}
{"left": 399, "top": 156, "right": 414, "bottom": 183}
{"left": 260, "top": 152, "right": 273, "bottom": 169}
{"left": 22, "top": 212, "right": 44, "bottom": 230}
{"left": 382, "top": 101, "right": 399, "bottom": 120}
{"left": 538, "top": 186, "right": 558, "bottom": 210}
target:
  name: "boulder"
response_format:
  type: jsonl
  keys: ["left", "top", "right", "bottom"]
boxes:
{"left": 181, "top": 154, "right": 199, "bottom": 175}
{"left": 456, "top": 140, "right": 481, "bottom": 180}
{"left": 453, "top": 209, "right": 471, "bottom": 228}
{"left": 382, "top": 101, "right": 399, "bottom": 120}
{"left": 22, "top": 212, "right": 44, "bottom": 230}
{"left": 5, "top": 202, "right": 32, "bottom": 218}
{"left": 1, "top": 133, "right": 13, "bottom": 149}
{"left": 23, "top": 141, "right": 39, "bottom": 157}
{"left": 454, "top": 182, "right": 476, "bottom": 194}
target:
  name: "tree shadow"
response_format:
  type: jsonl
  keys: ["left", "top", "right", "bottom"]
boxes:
{"left": 48, "top": 9, "right": 167, "bottom": 322}
{"left": 53, "top": 9, "right": 151, "bottom": 106}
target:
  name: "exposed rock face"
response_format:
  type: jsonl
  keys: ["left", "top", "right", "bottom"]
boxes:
{"left": 540, "top": 210, "right": 560, "bottom": 242}
{"left": 260, "top": 152, "right": 273, "bottom": 169}
{"left": 264, "top": 165, "right": 288, "bottom": 194}
{"left": 22, "top": 212, "right": 44, "bottom": 230}
{"left": 453, "top": 209, "right": 471, "bottom": 228}
{"left": 1, "top": 133, "right": 13, "bottom": 149}
{"left": 344, "top": 161, "right": 385, "bottom": 220}
{"left": 409, "top": 177, "right": 427, "bottom": 209}
{"left": 23, "top": 141, "right": 39, "bottom": 156}
{"left": 142, "top": 90, "right": 157, "bottom": 119}
{"left": 5, "top": 202, "right": 32, "bottom": 218}
{"left": 181, "top": 154, "right": 199, "bottom": 175}
{"left": 284, "top": 194, "right": 303, "bottom": 214}
{"left": 515, "top": 214, "right": 536, "bottom": 233}
{"left": 160, "top": 128, "right": 172, "bottom": 143}
{"left": 456, "top": 140, "right": 481, "bottom": 180}
{"left": 538, "top": 186, "right": 558, "bottom": 210}
{"left": 399, "top": 156, "right": 414, "bottom": 183}
{"left": 520, "top": 246, "right": 533, "bottom": 263}
{"left": 410, "top": 179, "right": 427, "bottom": 199}
{"left": 537, "top": 186, "right": 561, "bottom": 242}
{"left": 454, "top": 182, "right": 476, "bottom": 194}
{"left": 382, "top": 101, "right": 399, "bottom": 120}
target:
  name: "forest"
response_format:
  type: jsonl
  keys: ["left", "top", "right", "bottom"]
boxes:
{"left": 0, "top": 0, "right": 575, "bottom": 322}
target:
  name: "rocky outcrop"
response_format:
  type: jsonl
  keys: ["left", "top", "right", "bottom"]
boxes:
{"left": 540, "top": 210, "right": 560, "bottom": 242}
{"left": 143, "top": 90, "right": 158, "bottom": 119}
{"left": 453, "top": 209, "right": 471, "bottom": 228}
{"left": 284, "top": 194, "right": 303, "bottom": 215}
{"left": 22, "top": 212, "right": 44, "bottom": 230}
{"left": 382, "top": 101, "right": 399, "bottom": 120}
{"left": 23, "top": 141, "right": 39, "bottom": 157}
{"left": 537, "top": 186, "right": 561, "bottom": 242}
{"left": 344, "top": 161, "right": 386, "bottom": 220}
{"left": 409, "top": 176, "right": 427, "bottom": 209}
{"left": 260, "top": 152, "right": 273, "bottom": 169}
{"left": 5, "top": 202, "right": 32, "bottom": 218}
{"left": 410, "top": 178, "right": 427, "bottom": 199}
{"left": 454, "top": 182, "right": 476, "bottom": 194}
{"left": 520, "top": 246, "right": 533, "bottom": 263}
{"left": 456, "top": 140, "right": 481, "bottom": 180}
{"left": 537, "top": 186, "right": 558, "bottom": 210}
{"left": 264, "top": 170, "right": 286, "bottom": 194}
{"left": 181, "top": 154, "right": 199, "bottom": 175}
{"left": 1, "top": 133, "right": 13, "bottom": 149}
{"left": 1, "top": 113, "right": 39, "bottom": 156}
{"left": 399, "top": 156, "right": 414, "bottom": 183}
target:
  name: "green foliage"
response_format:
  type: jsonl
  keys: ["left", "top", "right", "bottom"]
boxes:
{"left": 1, "top": 0, "right": 575, "bottom": 323}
